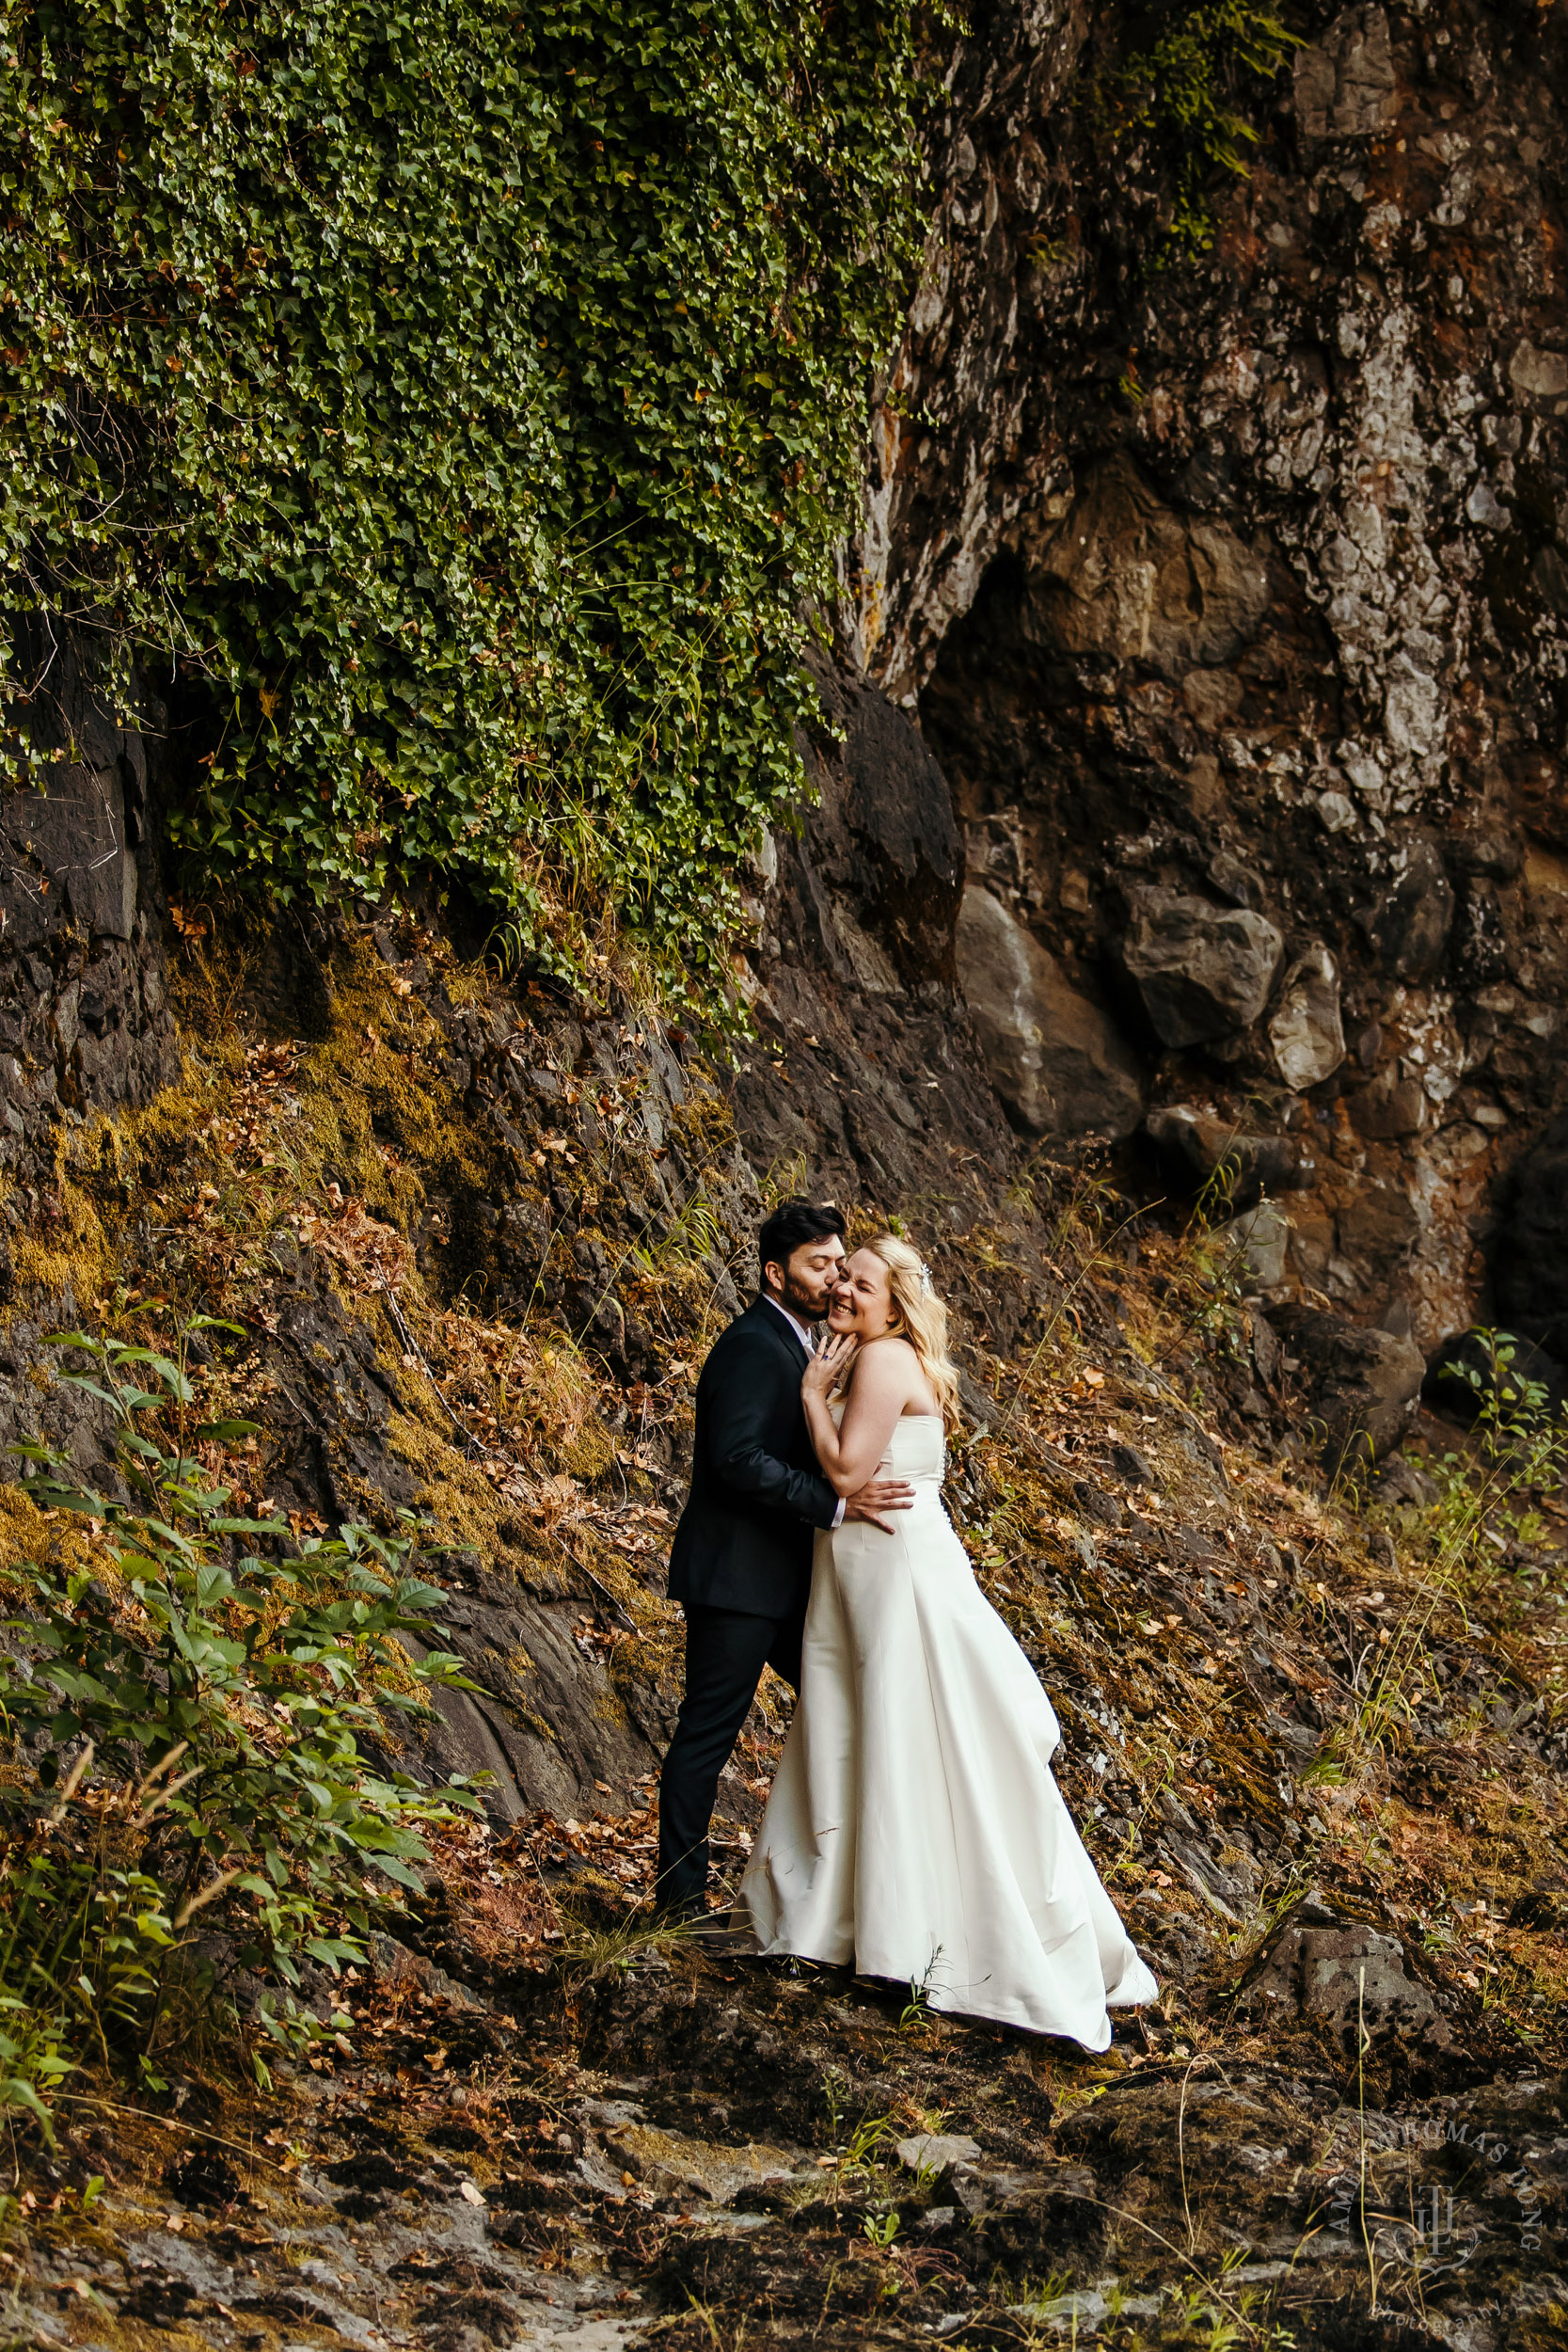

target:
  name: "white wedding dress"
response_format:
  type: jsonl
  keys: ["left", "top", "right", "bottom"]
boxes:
{"left": 737, "top": 1408, "right": 1159, "bottom": 2045}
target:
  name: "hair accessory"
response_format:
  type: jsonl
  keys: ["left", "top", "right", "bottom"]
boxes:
{"left": 918, "top": 1260, "right": 932, "bottom": 1295}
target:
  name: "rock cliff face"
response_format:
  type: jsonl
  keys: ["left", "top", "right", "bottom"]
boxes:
{"left": 0, "top": 634, "right": 177, "bottom": 1168}
{"left": 843, "top": 0, "right": 1568, "bottom": 1364}
{"left": 732, "top": 644, "right": 1016, "bottom": 1223}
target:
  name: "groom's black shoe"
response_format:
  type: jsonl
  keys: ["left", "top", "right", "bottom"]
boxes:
{"left": 680, "top": 1915, "right": 758, "bottom": 1954}
{"left": 651, "top": 1894, "right": 706, "bottom": 1930}
{"left": 701, "top": 1927, "right": 759, "bottom": 1957}
{"left": 648, "top": 1889, "right": 757, "bottom": 1951}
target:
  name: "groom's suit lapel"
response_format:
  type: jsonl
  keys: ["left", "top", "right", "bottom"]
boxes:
{"left": 746, "top": 1293, "right": 808, "bottom": 1371}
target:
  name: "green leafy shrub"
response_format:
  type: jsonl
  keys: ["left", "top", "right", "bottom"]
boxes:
{"left": 1427, "top": 1330, "right": 1568, "bottom": 1558}
{"left": 0, "top": 1323, "right": 478, "bottom": 2123}
{"left": 1, "top": 0, "right": 932, "bottom": 991}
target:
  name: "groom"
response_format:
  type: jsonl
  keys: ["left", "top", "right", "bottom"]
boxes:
{"left": 655, "top": 1198, "right": 914, "bottom": 1922}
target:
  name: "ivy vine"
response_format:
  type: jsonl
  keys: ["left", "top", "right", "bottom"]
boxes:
{"left": 0, "top": 0, "right": 932, "bottom": 988}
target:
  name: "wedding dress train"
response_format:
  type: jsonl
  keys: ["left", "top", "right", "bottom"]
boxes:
{"left": 737, "top": 1411, "right": 1158, "bottom": 2045}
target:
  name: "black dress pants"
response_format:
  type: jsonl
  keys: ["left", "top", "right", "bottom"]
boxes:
{"left": 656, "top": 1601, "right": 805, "bottom": 1918}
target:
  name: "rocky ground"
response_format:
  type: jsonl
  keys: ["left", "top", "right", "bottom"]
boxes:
{"left": 18, "top": 1913, "right": 1568, "bottom": 2352}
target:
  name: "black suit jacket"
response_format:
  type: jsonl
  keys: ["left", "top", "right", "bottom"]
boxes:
{"left": 668, "top": 1295, "right": 839, "bottom": 1615}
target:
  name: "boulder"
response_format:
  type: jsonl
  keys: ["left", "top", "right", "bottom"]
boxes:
{"left": 1, "top": 762, "right": 139, "bottom": 946}
{"left": 1273, "top": 1304, "right": 1426, "bottom": 1468}
{"left": 602, "top": 2122, "right": 799, "bottom": 2205}
{"left": 1511, "top": 339, "right": 1568, "bottom": 414}
{"left": 1208, "top": 1200, "right": 1291, "bottom": 1290}
{"left": 956, "top": 885, "right": 1144, "bottom": 1139}
{"left": 1145, "top": 1104, "right": 1312, "bottom": 1204}
{"left": 1072, "top": 1475, "right": 1123, "bottom": 1528}
{"left": 1349, "top": 1067, "right": 1427, "bottom": 1139}
{"left": 1241, "top": 1894, "right": 1434, "bottom": 2043}
{"left": 1494, "top": 1113, "right": 1568, "bottom": 1357}
{"left": 1293, "top": 8, "right": 1399, "bottom": 145}
{"left": 839, "top": 670, "right": 961, "bottom": 983}
{"left": 1030, "top": 453, "right": 1271, "bottom": 675}
{"left": 1248, "top": 1306, "right": 1280, "bottom": 1388}
{"left": 0, "top": 625, "right": 180, "bottom": 1143}
{"left": 1336, "top": 1181, "right": 1420, "bottom": 1275}
{"left": 1109, "top": 1440, "right": 1155, "bottom": 1487}
{"left": 1370, "top": 1451, "right": 1439, "bottom": 1509}
{"left": 1268, "top": 946, "right": 1345, "bottom": 1090}
{"left": 1122, "top": 891, "right": 1284, "bottom": 1047}
{"left": 1206, "top": 850, "right": 1267, "bottom": 909}
{"left": 895, "top": 2133, "right": 981, "bottom": 2175}
{"left": 796, "top": 648, "right": 962, "bottom": 989}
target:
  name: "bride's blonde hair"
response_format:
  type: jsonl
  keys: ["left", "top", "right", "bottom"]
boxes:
{"left": 865, "top": 1232, "right": 960, "bottom": 1423}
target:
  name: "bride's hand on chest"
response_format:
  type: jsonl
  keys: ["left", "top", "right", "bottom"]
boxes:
{"left": 802, "top": 1329, "right": 857, "bottom": 1403}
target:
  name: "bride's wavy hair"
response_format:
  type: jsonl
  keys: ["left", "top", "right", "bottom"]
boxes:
{"left": 865, "top": 1232, "right": 960, "bottom": 1423}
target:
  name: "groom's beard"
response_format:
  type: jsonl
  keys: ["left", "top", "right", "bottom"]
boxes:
{"left": 777, "top": 1273, "right": 831, "bottom": 1324}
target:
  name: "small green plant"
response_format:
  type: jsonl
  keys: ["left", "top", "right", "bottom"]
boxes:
{"left": 863, "top": 2209, "right": 900, "bottom": 2249}
{"left": 0, "top": 1323, "right": 480, "bottom": 2123}
{"left": 1098, "top": 3, "right": 1302, "bottom": 257}
{"left": 817, "top": 2087, "right": 897, "bottom": 2200}
{"left": 554, "top": 1900, "right": 701, "bottom": 2000}
{"left": 1433, "top": 1332, "right": 1568, "bottom": 1532}
{"left": 993, "top": 2268, "right": 1074, "bottom": 2313}
{"left": 632, "top": 1186, "right": 726, "bottom": 1283}
{"left": 758, "top": 1152, "right": 812, "bottom": 1211}
{"left": 898, "top": 1963, "right": 938, "bottom": 2031}
{"left": 1019, "top": 230, "right": 1068, "bottom": 272}
{"left": 840, "top": 2108, "right": 897, "bottom": 2178}
{"left": 1152, "top": 1172, "right": 1256, "bottom": 1372}
{"left": 1187, "top": 1148, "right": 1241, "bottom": 1240}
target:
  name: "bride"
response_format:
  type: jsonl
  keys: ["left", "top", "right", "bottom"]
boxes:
{"left": 736, "top": 1232, "right": 1158, "bottom": 2046}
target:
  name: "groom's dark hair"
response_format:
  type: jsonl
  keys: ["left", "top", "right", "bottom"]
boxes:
{"left": 757, "top": 1198, "right": 847, "bottom": 1287}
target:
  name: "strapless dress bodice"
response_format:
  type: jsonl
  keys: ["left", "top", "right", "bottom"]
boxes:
{"left": 828, "top": 1400, "right": 945, "bottom": 1492}
{"left": 879, "top": 1412, "right": 944, "bottom": 1489}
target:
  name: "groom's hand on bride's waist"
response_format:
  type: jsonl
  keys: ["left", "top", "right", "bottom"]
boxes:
{"left": 842, "top": 1479, "right": 915, "bottom": 1534}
